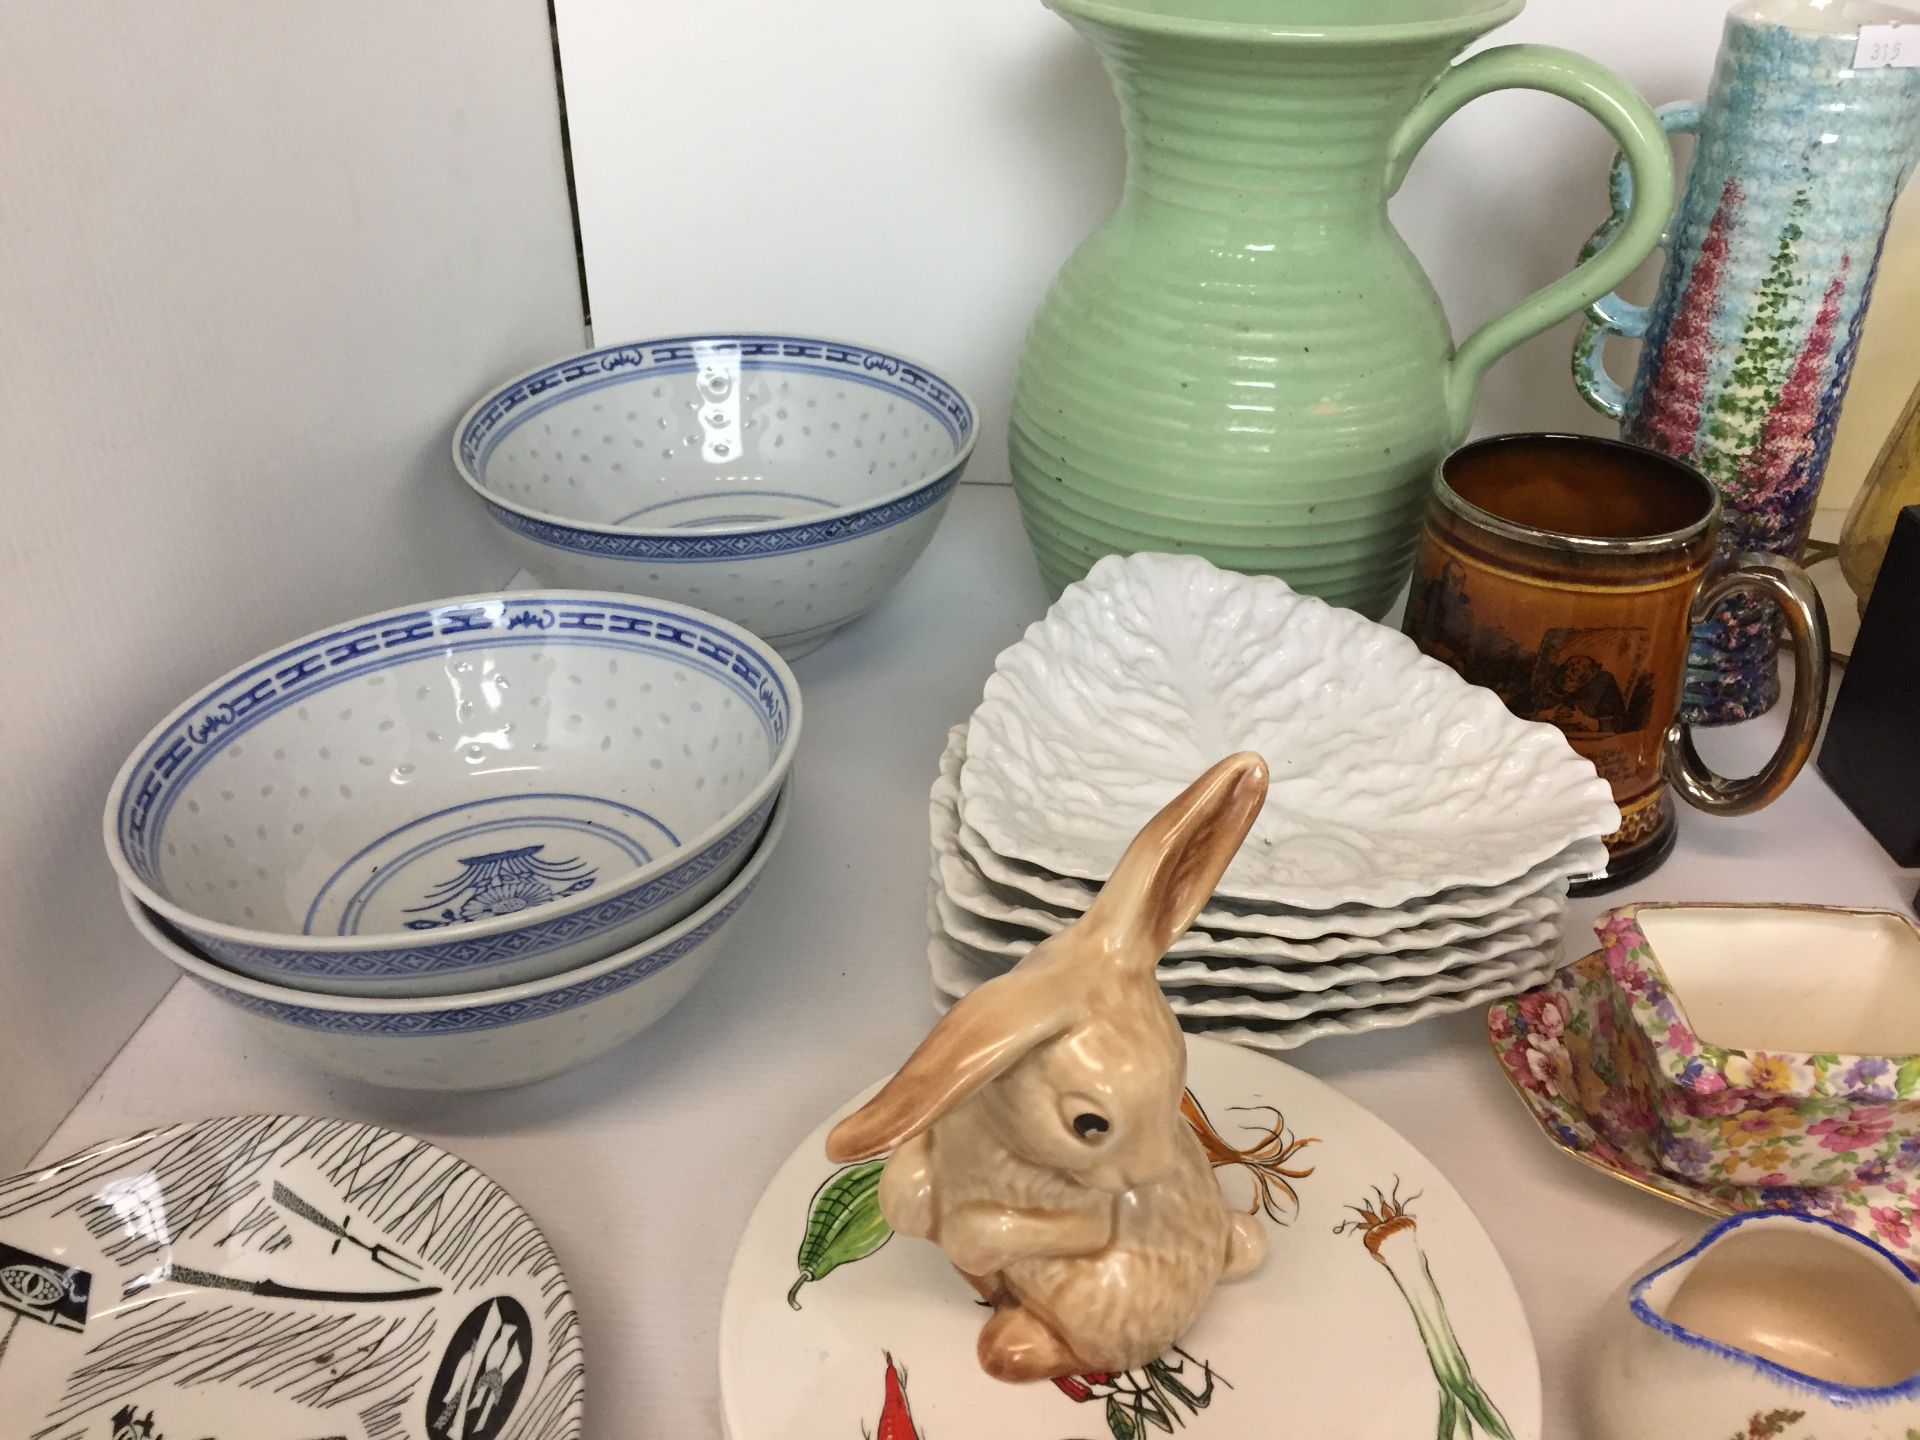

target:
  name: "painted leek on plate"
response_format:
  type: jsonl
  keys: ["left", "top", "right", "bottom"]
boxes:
{"left": 1337, "top": 1183, "right": 1512, "bottom": 1440}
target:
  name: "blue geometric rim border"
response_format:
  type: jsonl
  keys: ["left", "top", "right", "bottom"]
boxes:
{"left": 201, "top": 873, "right": 761, "bottom": 1036}
{"left": 200, "top": 791, "right": 774, "bottom": 980}
{"left": 459, "top": 334, "right": 976, "bottom": 562}
{"left": 482, "top": 463, "right": 963, "bottom": 564}
{"left": 114, "top": 597, "right": 792, "bottom": 971}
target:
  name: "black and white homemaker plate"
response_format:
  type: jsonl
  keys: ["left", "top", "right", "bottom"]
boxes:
{"left": 0, "top": 1115, "right": 583, "bottom": 1440}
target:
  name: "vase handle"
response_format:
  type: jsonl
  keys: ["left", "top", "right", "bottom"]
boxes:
{"left": 1572, "top": 102, "right": 1702, "bottom": 418}
{"left": 1388, "top": 45, "right": 1675, "bottom": 439}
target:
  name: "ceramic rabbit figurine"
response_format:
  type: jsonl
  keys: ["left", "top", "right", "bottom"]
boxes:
{"left": 826, "top": 752, "right": 1271, "bottom": 1382}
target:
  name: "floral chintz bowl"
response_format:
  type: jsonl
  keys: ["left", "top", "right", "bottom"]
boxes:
{"left": 1598, "top": 903, "right": 1920, "bottom": 1190}
{"left": 454, "top": 334, "right": 977, "bottom": 659}
{"left": 1490, "top": 954, "right": 1920, "bottom": 1258}
{"left": 104, "top": 592, "right": 800, "bottom": 997}
{"left": 116, "top": 783, "right": 789, "bottom": 1091}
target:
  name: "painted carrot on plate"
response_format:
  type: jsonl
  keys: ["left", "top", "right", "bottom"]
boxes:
{"left": 873, "top": 1351, "right": 922, "bottom": 1440}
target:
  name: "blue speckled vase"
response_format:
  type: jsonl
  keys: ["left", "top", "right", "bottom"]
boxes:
{"left": 1575, "top": 1, "right": 1920, "bottom": 723}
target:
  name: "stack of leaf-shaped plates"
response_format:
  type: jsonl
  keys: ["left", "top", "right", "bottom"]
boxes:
{"left": 929, "top": 554, "right": 1619, "bottom": 1051}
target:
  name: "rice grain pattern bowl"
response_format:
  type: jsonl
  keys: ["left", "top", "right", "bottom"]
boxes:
{"left": 103, "top": 591, "right": 799, "bottom": 996}
{"left": 117, "top": 780, "right": 791, "bottom": 1091}
{"left": 454, "top": 333, "right": 977, "bottom": 657}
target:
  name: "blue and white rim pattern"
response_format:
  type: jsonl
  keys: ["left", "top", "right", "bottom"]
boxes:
{"left": 201, "top": 869, "right": 761, "bottom": 1036}
{"left": 196, "top": 790, "right": 774, "bottom": 980}
{"left": 114, "top": 596, "right": 793, "bottom": 970}
{"left": 458, "top": 334, "right": 976, "bottom": 563}
{"left": 1630, "top": 1210, "right": 1920, "bottom": 1405}
{"left": 481, "top": 465, "right": 963, "bottom": 564}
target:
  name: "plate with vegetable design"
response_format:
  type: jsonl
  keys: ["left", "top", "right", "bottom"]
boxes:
{"left": 1489, "top": 953, "right": 1920, "bottom": 1259}
{"left": 0, "top": 1115, "right": 584, "bottom": 1439}
{"left": 719, "top": 1035, "right": 1540, "bottom": 1440}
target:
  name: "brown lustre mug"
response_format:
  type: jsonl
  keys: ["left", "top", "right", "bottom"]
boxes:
{"left": 1404, "top": 434, "right": 1829, "bottom": 892}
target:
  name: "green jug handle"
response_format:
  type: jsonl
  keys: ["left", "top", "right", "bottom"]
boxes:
{"left": 1572, "top": 102, "right": 1702, "bottom": 417}
{"left": 1388, "top": 44, "right": 1675, "bottom": 440}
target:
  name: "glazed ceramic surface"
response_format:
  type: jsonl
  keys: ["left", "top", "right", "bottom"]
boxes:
{"left": 933, "top": 876, "right": 1562, "bottom": 985}
{"left": 720, "top": 1035, "right": 1541, "bottom": 1439}
{"left": 455, "top": 335, "right": 977, "bottom": 658}
{"left": 929, "top": 892, "right": 1565, "bottom": 1018}
{"left": 959, "top": 804, "right": 1601, "bottom": 939}
{"left": 931, "top": 726, "right": 1568, "bottom": 966}
{"left": 830, "top": 755, "right": 1276, "bottom": 1380}
{"left": 1596, "top": 904, "right": 1920, "bottom": 1187}
{"left": 1489, "top": 952, "right": 1920, "bottom": 1261}
{"left": 103, "top": 592, "right": 799, "bottom": 997}
{"left": 114, "top": 785, "right": 788, "bottom": 1092}
{"left": 961, "top": 553, "right": 1618, "bottom": 909}
{"left": 931, "top": 927, "right": 1570, "bottom": 1056}
{"left": 1629, "top": 904, "right": 1920, "bottom": 1055}
{"left": 0, "top": 1116, "right": 583, "bottom": 1439}
{"left": 1575, "top": 0, "right": 1920, "bottom": 722}
{"left": 1008, "top": 0, "right": 1672, "bottom": 617}
{"left": 1585, "top": 1212, "right": 1920, "bottom": 1440}
{"left": 1404, "top": 435, "right": 1829, "bottom": 891}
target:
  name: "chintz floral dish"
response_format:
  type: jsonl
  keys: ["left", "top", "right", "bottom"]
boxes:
{"left": 1585, "top": 1211, "right": 1920, "bottom": 1440}
{"left": 1490, "top": 951, "right": 1920, "bottom": 1259}
{"left": 1600, "top": 903, "right": 1920, "bottom": 1188}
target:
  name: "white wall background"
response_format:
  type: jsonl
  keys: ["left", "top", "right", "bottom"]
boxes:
{"left": 556, "top": 0, "right": 1917, "bottom": 516}
{"left": 0, "top": 1, "right": 585, "bottom": 1169}
{"left": 3, "top": 0, "right": 1909, "bottom": 1173}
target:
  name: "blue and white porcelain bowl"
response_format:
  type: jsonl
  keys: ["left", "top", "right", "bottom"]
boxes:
{"left": 103, "top": 592, "right": 800, "bottom": 997}
{"left": 454, "top": 334, "right": 977, "bottom": 658}
{"left": 115, "top": 784, "right": 789, "bottom": 1091}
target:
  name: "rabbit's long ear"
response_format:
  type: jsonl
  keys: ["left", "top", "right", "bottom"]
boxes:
{"left": 825, "top": 968, "right": 1073, "bottom": 1162}
{"left": 1081, "top": 752, "right": 1268, "bottom": 964}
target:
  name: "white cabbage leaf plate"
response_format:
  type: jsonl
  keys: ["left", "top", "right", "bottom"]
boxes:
{"left": 926, "top": 916, "right": 1567, "bottom": 1050}
{"left": 934, "top": 724, "right": 1583, "bottom": 944}
{"left": 961, "top": 554, "right": 1619, "bottom": 909}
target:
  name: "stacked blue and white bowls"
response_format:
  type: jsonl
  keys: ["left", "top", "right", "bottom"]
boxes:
{"left": 453, "top": 333, "right": 977, "bottom": 658}
{"left": 104, "top": 591, "right": 800, "bottom": 1090}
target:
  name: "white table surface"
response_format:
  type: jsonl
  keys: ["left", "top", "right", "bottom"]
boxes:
{"left": 37, "top": 483, "right": 1920, "bottom": 1436}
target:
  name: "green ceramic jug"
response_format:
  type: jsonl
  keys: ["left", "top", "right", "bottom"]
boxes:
{"left": 1009, "top": 0, "right": 1675, "bottom": 616}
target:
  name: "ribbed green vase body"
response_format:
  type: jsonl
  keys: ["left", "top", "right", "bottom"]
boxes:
{"left": 1009, "top": 0, "right": 1674, "bottom": 616}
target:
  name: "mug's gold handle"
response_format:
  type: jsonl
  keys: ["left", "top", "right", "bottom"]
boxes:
{"left": 1665, "top": 553, "right": 1831, "bottom": 815}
